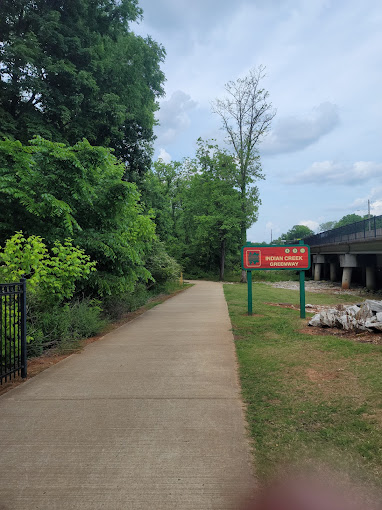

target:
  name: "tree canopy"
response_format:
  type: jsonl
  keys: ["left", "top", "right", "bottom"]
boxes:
{"left": 275, "top": 225, "right": 314, "bottom": 243}
{"left": 334, "top": 214, "right": 364, "bottom": 228}
{"left": 0, "top": 137, "right": 156, "bottom": 295}
{"left": 319, "top": 214, "right": 367, "bottom": 232}
{"left": 0, "top": 0, "right": 165, "bottom": 180}
{"left": 142, "top": 139, "right": 252, "bottom": 279}
{"left": 318, "top": 221, "right": 337, "bottom": 232}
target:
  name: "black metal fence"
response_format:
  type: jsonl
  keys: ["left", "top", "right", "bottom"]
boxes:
{"left": 304, "top": 215, "right": 382, "bottom": 246}
{"left": 0, "top": 279, "right": 27, "bottom": 384}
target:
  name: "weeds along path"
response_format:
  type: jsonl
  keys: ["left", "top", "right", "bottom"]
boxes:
{"left": 0, "top": 281, "right": 254, "bottom": 510}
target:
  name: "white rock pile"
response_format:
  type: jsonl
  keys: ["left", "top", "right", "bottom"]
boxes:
{"left": 308, "top": 300, "right": 382, "bottom": 332}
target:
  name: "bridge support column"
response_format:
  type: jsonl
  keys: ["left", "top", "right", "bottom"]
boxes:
{"left": 339, "top": 254, "right": 358, "bottom": 290}
{"left": 313, "top": 255, "right": 325, "bottom": 281}
{"left": 330, "top": 262, "right": 337, "bottom": 282}
{"left": 314, "top": 263, "right": 321, "bottom": 281}
{"left": 366, "top": 266, "right": 376, "bottom": 291}
{"left": 342, "top": 267, "right": 353, "bottom": 290}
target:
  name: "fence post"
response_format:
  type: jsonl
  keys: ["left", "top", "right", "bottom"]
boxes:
{"left": 374, "top": 216, "right": 377, "bottom": 238}
{"left": 20, "top": 278, "right": 27, "bottom": 379}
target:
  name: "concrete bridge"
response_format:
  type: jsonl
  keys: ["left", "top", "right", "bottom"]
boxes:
{"left": 303, "top": 215, "right": 382, "bottom": 290}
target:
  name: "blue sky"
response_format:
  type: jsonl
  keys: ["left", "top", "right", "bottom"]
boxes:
{"left": 133, "top": 0, "right": 382, "bottom": 242}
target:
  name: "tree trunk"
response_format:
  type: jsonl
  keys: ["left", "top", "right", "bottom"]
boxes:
{"left": 240, "top": 187, "right": 247, "bottom": 283}
{"left": 219, "top": 238, "right": 226, "bottom": 281}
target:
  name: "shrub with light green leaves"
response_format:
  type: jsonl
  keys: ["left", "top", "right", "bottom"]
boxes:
{"left": 0, "top": 232, "right": 102, "bottom": 355}
{"left": 0, "top": 232, "right": 96, "bottom": 303}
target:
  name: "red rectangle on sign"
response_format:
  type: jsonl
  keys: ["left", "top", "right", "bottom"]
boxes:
{"left": 242, "top": 245, "right": 310, "bottom": 270}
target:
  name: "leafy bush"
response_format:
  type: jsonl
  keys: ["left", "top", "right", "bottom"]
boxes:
{"left": 146, "top": 240, "right": 181, "bottom": 288}
{"left": 0, "top": 232, "right": 96, "bottom": 304}
{"left": 27, "top": 299, "right": 107, "bottom": 356}
{"left": 0, "top": 232, "right": 100, "bottom": 355}
{"left": 251, "top": 270, "right": 299, "bottom": 282}
{"left": 103, "top": 283, "right": 150, "bottom": 320}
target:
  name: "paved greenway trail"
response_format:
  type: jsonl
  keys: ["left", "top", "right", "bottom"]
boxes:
{"left": 0, "top": 281, "right": 255, "bottom": 510}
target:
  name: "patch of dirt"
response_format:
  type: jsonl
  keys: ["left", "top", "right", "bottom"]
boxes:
{"left": 362, "top": 410, "right": 382, "bottom": 427}
{"left": 288, "top": 357, "right": 363, "bottom": 402}
{"left": 267, "top": 398, "right": 282, "bottom": 405}
{"left": 300, "top": 325, "right": 382, "bottom": 345}
{"left": 242, "top": 312, "right": 265, "bottom": 317}
{"left": 264, "top": 332, "right": 282, "bottom": 340}
{"left": 265, "top": 302, "right": 330, "bottom": 314}
{"left": 0, "top": 285, "right": 192, "bottom": 397}
{"left": 265, "top": 302, "right": 300, "bottom": 310}
{"left": 306, "top": 368, "right": 339, "bottom": 382}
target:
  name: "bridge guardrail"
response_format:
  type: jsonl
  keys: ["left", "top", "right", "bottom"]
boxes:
{"left": 304, "top": 215, "right": 382, "bottom": 246}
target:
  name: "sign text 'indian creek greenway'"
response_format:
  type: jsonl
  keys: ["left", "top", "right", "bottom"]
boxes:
{"left": 241, "top": 243, "right": 311, "bottom": 318}
{"left": 242, "top": 245, "right": 310, "bottom": 270}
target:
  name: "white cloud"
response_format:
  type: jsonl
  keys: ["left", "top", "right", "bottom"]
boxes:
{"left": 261, "top": 102, "right": 339, "bottom": 155}
{"left": 157, "top": 148, "right": 171, "bottom": 163}
{"left": 299, "top": 220, "right": 319, "bottom": 232}
{"left": 156, "top": 90, "right": 197, "bottom": 145}
{"left": 288, "top": 160, "right": 382, "bottom": 185}
{"left": 371, "top": 200, "right": 382, "bottom": 215}
{"left": 350, "top": 188, "right": 382, "bottom": 216}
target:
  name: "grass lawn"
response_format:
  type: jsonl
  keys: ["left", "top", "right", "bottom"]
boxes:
{"left": 224, "top": 282, "right": 382, "bottom": 490}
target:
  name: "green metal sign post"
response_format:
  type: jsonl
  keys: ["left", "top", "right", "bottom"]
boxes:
{"left": 247, "top": 270, "right": 252, "bottom": 315}
{"left": 242, "top": 241, "right": 310, "bottom": 318}
{"left": 299, "top": 270, "right": 305, "bottom": 319}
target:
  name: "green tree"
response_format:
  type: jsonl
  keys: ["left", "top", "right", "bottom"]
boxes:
{"left": 141, "top": 159, "right": 185, "bottom": 251}
{"left": 0, "top": 137, "right": 156, "bottom": 295}
{"left": 335, "top": 214, "right": 364, "bottom": 228}
{"left": 0, "top": 0, "right": 165, "bottom": 180}
{"left": 276, "top": 225, "right": 314, "bottom": 243}
{"left": 212, "top": 66, "right": 276, "bottom": 282}
{"left": 181, "top": 140, "right": 251, "bottom": 280}
{"left": 318, "top": 221, "right": 337, "bottom": 232}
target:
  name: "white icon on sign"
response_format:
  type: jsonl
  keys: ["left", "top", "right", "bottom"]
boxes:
{"left": 300, "top": 248, "right": 306, "bottom": 253}
{"left": 285, "top": 248, "right": 290, "bottom": 253}
{"left": 292, "top": 248, "right": 298, "bottom": 253}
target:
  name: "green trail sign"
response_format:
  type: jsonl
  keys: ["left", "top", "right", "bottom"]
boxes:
{"left": 241, "top": 242, "right": 311, "bottom": 318}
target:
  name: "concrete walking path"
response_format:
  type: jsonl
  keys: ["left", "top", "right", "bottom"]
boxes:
{"left": 0, "top": 281, "right": 255, "bottom": 509}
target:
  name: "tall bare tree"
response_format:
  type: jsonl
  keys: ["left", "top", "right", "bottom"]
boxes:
{"left": 212, "top": 65, "right": 276, "bottom": 282}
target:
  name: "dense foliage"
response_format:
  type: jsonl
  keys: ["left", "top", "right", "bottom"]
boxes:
{"left": 274, "top": 224, "right": 314, "bottom": 243}
{"left": 142, "top": 140, "right": 256, "bottom": 279}
{"left": 319, "top": 214, "right": 366, "bottom": 232}
{"left": 0, "top": 137, "right": 157, "bottom": 296}
{"left": 0, "top": 0, "right": 165, "bottom": 180}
